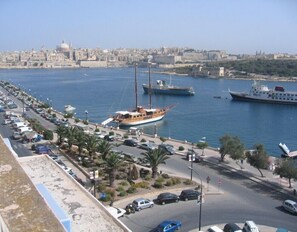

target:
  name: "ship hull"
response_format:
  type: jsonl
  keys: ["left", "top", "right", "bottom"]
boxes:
{"left": 119, "top": 114, "right": 165, "bottom": 126}
{"left": 229, "top": 91, "right": 297, "bottom": 105}
{"left": 143, "top": 85, "right": 194, "bottom": 96}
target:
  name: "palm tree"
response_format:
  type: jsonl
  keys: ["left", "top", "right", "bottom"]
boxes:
{"left": 97, "top": 140, "right": 112, "bottom": 160}
{"left": 85, "top": 135, "right": 98, "bottom": 160}
{"left": 104, "top": 152, "right": 123, "bottom": 187}
{"left": 56, "top": 125, "right": 67, "bottom": 145}
{"left": 143, "top": 148, "right": 169, "bottom": 178}
{"left": 74, "top": 130, "right": 86, "bottom": 155}
{"left": 66, "top": 126, "right": 79, "bottom": 152}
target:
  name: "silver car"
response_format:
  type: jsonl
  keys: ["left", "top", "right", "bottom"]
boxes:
{"left": 132, "top": 198, "right": 154, "bottom": 211}
{"left": 283, "top": 199, "right": 297, "bottom": 214}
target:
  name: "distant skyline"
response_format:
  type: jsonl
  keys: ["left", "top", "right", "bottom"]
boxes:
{"left": 1, "top": 0, "right": 297, "bottom": 54}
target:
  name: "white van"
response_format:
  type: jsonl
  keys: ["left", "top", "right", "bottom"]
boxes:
{"left": 106, "top": 207, "right": 126, "bottom": 218}
{"left": 242, "top": 221, "right": 259, "bottom": 232}
{"left": 18, "top": 126, "right": 33, "bottom": 134}
{"left": 13, "top": 121, "right": 26, "bottom": 129}
{"left": 282, "top": 199, "right": 297, "bottom": 214}
{"left": 207, "top": 225, "right": 223, "bottom": 232}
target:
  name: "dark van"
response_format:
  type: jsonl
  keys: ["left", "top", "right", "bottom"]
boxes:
{"left": 179, "top": 189, "right": 200, "bottom": 201}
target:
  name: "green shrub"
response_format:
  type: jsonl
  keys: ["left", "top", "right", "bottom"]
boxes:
{"left": 133, "top": 181, "right": 150, "bottom": 189}
{"left": 43, "top": 129, "right": 53, "bottom": 140}
{"left": 123, "top": 134, "right": 129, "bottom": 139}
{"left": 161, "top": 173, "right": 170, "bottom": 179}
{"left": 178, "top": 146, "right": 185, "bottom": 151}
{"left": 109, "top": 131, "right": 115, "bottom": 136}
{"left": 119, "top": 181, "right": 129, "bottom": 186}
{"left": 171, "top": 177, "right": 181, "bottom": 185}
{"left": 165, "top": 179, "right": 173, "bottom": 186}
{"left": 153, "top": 181, "right": 163, "bottom": 189}
{"left": 116, "top": 186, "right": 125, "bottom": 192}
{"left": 97, "top": 183, "right": 107, "bottom": 192}
{"left": 144, "top": 175, "right": 152, "bottom": 181}
{"left": 183, "top": 179, "right": 193, "bottom": 185}
{"left": 140, "top": 138, "right": 146, "bottom": 142}
{"left": 95, "top": 128, "right": 100, "bottom": 132}
{"left": 156, "top": 176, "right": 164, "bottom": 183}
{"left": 160, "top": 137, "right": 166, "bottom": 142}
{"left": 126, "top": 186, "right": 137, "bottom": 194}
{"left": 118, "top": 191, "right": 127, "bottom": 197}
{"left": 75, "top": 118, "right": 80, "bottom": 123}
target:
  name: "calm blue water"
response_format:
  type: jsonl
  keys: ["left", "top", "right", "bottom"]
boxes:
{"left": 1, "top": 68, "right": 297, "bottom": 157}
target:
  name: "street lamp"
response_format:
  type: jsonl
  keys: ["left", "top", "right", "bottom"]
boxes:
{"left": 85, "top": 110, "right": 88, "bottom": 121}
{"left": 188, "top": 167, "right": 203, "bottom": 231}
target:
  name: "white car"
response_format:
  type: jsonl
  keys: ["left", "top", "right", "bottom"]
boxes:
{"left": 106, "top": 207, "right": 126, "bottom": 218}
{"left": 3, "top": 119, "right": 12, "bottom": 125}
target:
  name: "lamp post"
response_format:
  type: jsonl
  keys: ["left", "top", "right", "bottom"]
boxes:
{"left": 188, "top": 149, "right": 195, "bottom": 181}
{"left": 85, "top": 110, "right": 88, "bottom": 122}
{"left": 188, "top": 167, "right": 203, "bottom": 231}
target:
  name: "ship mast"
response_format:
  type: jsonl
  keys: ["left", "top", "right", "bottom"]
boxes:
{"left": 148, "top": 63, "right": 152, "bottom": 109}
{"left": 134, "top": 63, "right": 138, "bottom": 109}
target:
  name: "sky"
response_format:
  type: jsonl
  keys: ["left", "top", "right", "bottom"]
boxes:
{"left": 0, "top": 0, "right": 297, "bottom": 54}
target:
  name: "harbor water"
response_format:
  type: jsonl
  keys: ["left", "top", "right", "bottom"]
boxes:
{"left": 1, "top": 67, "right": 297, "bottom": 157}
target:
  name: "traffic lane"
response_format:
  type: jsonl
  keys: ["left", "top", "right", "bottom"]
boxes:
{"left": 127, "top": 154, "right": 297, "bottom": 231}
{"left": 120, "top": 187, "right": 296, "bottom": 232}
{"left": 0, "top": 114, "right": 33, "bottom": 157}
{"left": 120, "top": 195, "right": 234, "bottom": 232}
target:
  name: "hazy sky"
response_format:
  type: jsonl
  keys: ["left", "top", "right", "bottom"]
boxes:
{"left": 1, "top": 0, "right": 297, "bottom": 54}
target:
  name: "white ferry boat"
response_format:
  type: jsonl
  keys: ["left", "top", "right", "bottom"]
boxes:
{"left": 229, "top": 81, "right": 297, "bottom": 105}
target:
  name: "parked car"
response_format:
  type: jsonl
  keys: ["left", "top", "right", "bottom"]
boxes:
{"left": 48, "top": 153, "right": 59, "bottom": 160}
{"left": 242, "top": 221, "right": 259, "bottom": 232}
{"left": 35, "top": 145, "right": 51, "bottom": 154}
{"left": 207, "top": 226, "right": 224, "bottom": 232}
{"left": 132, "top": 198, "right": 154, "bottom": 211}
{"left": 282, "top": 199, "right": 297, "bottom": 214}
{"left": 186, "top": 150, "right": 203, "bottom": 162}
{"left": 179, "top": 189, "right": 200, "bottom": 201}
{"left": 138, "top": 142, "right": 158, "bottom": 151}
{"left": 123, "top": 139, "right": 138, "bottom": 147}
{"left": 106, "top": 206, "right": 126, "bottom": 218}
{"left": 158, "top": 144, "right": 175, "bottom": 155}
{"left": 156, "top": 192, "right": 179, "bottom": 205}
{"left": 104, "top": 135, "right": 115, "bottom": 141}
{"left": 3, "top": 119, "right": 12, "bottom": 125}
{"left": 155, "top": 220, "right": 181, "bottom": 232}
{"left": 223, "top": 223, "right": 242, "bottom": 232}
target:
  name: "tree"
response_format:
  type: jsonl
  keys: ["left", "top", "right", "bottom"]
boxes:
{"left": 55, "top": 125, "right": 67, "bottom": 145}
{"left": 196, "top": 141, "right": 208, "bottom": 156}
{"left": 97, "top": 140, "right": 112, "bottom": 160}
{"left": 74, "top": 130, "right": 86, "bottom": 155}
{"left": 246, "top": 144, "right": 269, "bottom": 177}
{"left": 104, "top": 152, "right": 123, "bottom": 187}
{"left": 274, "top": 158, "right": 297, "bottom": 188}
{"left": 143, "top": 148, "right": 169, "bottom": 178}
{"left": 219, "top": 135, "right": 245, "bottom": 161}
{"left": 85, "top": 135, "right": 98, "bottom": 160}
{"left": 65, "top": 126, "right": 79, "bottom": 152}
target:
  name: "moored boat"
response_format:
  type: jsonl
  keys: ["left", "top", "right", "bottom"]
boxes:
{"left": 229, "top": 81, "right": 297, "bottom": 105}
{"left": 106, "top": 64, "right": 173, "bottom": 126}
{"left": 142, "top": 80, "right": 195, "bottom": 96}
{"left": 64, "top": 105, "right": 76, "bottom": 114}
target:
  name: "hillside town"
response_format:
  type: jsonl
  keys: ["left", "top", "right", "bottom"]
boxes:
{"left": 1, "top": 41, "right": 296, "bottom": 77}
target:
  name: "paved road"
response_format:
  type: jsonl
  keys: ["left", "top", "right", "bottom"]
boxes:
{"left": 116, "top": 153, "right": 296, "bottom": 231}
